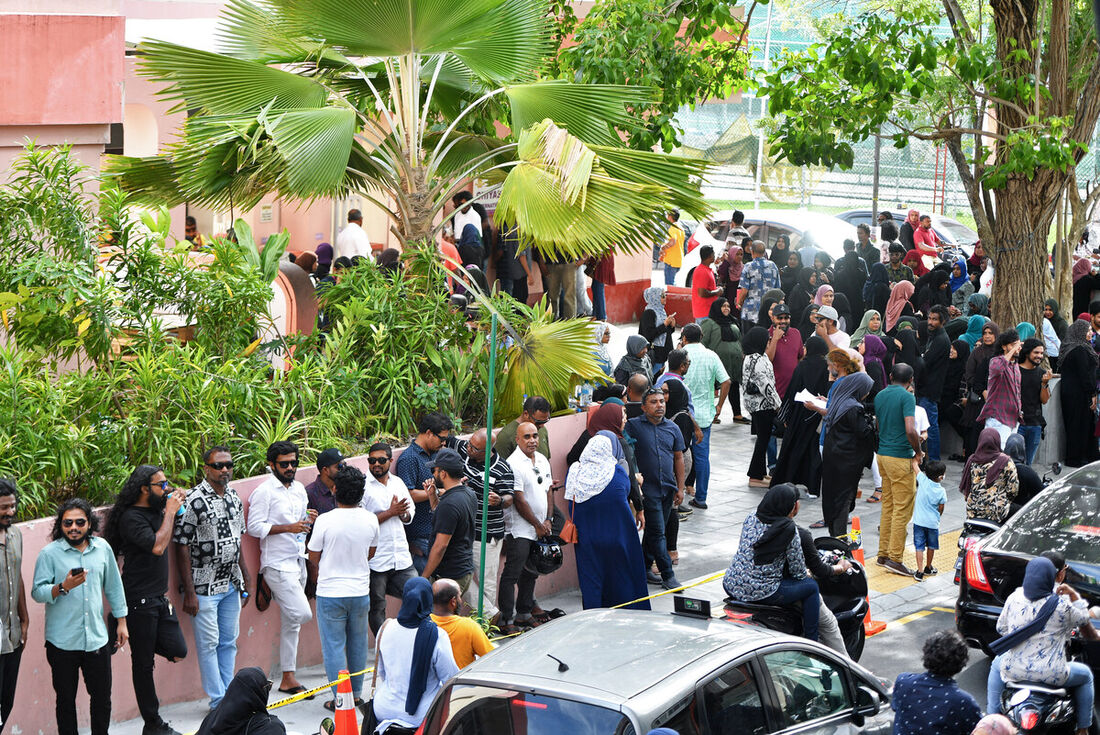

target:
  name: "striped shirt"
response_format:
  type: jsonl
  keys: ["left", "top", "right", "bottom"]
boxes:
{"left": 455, "top": 439, "right": 514, "bottom": 540}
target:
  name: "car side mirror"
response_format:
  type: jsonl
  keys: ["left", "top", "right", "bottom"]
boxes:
{"left": 852, "top": 684, "right": 883, "bottom": 725}
{"left": 1052, "top": 462, "right": 1062, "bottom": 476}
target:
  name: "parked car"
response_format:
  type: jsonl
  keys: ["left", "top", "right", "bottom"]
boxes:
{"left": 675, "top": 209, "right": 859, "bottom": 289}
{"left": 417, "top": 607, "right": 892, "bottom": 735}
{"left": 834, "top": 209, "right": 978, "bottom": 254}
{"left": 956, "top": 462, "right": 1100, "bottom": 654}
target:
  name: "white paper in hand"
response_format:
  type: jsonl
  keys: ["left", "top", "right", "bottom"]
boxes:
{"left": 793, "top": 389, "right": 827, "bottom": 411}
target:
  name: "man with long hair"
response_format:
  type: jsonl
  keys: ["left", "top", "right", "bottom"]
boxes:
{"left": 32, "top": 498, "right": 127, "bottom": 735}
{"left": 105, "top": 465, "right": 188, "bottom": 735}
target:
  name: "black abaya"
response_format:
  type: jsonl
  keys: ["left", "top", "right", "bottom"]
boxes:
{"left": 770, "top": 344, "right": 831, "bottom": 495}
{"left": 1060, "top": 346, "right": 1099, "bottom": 466}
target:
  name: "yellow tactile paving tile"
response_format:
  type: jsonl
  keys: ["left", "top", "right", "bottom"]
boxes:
{"left": 864, "top": 530, "right": 962, "bottom": 594}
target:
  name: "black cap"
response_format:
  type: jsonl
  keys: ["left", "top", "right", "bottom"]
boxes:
{"left": 316, "top": 448, "right": 345, "bottom": 470}
{"left": 773, "top": 304, "right": 791, "bottom": 316}
{"left": 427, "top": 448, "right": 465, "bottom": 475}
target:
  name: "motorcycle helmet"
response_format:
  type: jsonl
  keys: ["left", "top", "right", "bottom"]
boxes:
{"left": 526, "top": 536, "right": 564, "bottom": 575}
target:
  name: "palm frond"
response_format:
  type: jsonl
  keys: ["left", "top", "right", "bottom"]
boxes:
{"left": 495, "top": 120, "right": 709, "bottom": 258}
{"left": 137, "top": 40, "right": 327, "bottom": 113}
{"left": 216, "top": 0, "right": 313, "bottom": 63}
{"left": 266, "top": 108, "right": 356, "bottom": 195}
{"left": 506, "top": 81, "right": 656, "bottom": 146}
{"left": 101, "top": 155, "right": 186, "bottom": 206}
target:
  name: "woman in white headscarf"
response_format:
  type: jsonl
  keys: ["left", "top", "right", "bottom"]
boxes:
{"left": 566, "top": 434, "right": 650, "bottom": 610}
{"left": 640, "top": 286, "right": 676, "bottom": 375}
{"left": 591, "top": 322, "right": 613, "bottom": 378}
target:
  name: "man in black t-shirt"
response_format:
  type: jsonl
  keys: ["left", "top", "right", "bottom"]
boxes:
{"left": 916, "top": 306, "right": 951, "bottom": 462}
{"left": 105, "top": 465, "right": 189, "bottom": 735}
{"left": 421, "top": 449, "right": 477, "bottom": 594}
{"left": 1018, "top": 338, "right": 1052, "bottom": 465}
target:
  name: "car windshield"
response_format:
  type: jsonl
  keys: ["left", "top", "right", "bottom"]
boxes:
{"left": 425, "top": 684, "right": 633, "bottom": 735}
{"left": 995, "top": 470, "right": 1100, "bottom": 562}
{"left": 937, "top": 219, "right": 978, "bottom": 245}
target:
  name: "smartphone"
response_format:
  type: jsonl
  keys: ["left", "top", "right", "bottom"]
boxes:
{"left": 70, "top": 567, "right": 84, "bottom": 576}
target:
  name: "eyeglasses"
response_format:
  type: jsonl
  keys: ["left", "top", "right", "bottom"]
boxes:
{"left": 366, "top": 457, "right": 390, "bottom": 465}
{"left": 276, "top": 460, "right": 299, "bottom": 469}
{"left": 62, "top": 518, "right": 87, "bottom": 528}
{"left": 533, "top": 467, "right": 545, "bottom": 485}
{"left": 206, "top": 461, "right": 234, "bottom": 470}
{"left": 150, "top": 480, "right": 171, "bottom": 491}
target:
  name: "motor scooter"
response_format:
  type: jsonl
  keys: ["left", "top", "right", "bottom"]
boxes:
{"left": 1000, "top": 635, "right": 1100, "bottom": 735}
{"left": 724, "top": 536, "right": 869, "bottom": 661}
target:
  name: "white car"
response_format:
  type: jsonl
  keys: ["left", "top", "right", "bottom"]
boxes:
{"left": 674, "top": 209, "right": 858, "bottom": 288}
{"left": 834, "top": 209, "right": 978, "bottom": 254}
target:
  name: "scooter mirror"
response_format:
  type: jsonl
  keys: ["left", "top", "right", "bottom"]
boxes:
{"left": 319, "top": 716, "right": 335, "bottom": 735}
{"left": 1051, "top": 462, "right": 1062, "bottom": 475}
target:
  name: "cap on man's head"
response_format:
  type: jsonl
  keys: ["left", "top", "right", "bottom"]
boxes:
{"left": 316, "top": 448, "right": 345, "bottom": 470}
{"left": 817, "top": 305, "right": 839, "bottom": 322}
{"left": 772, "top": 304, "right": 791, "bottom": 316}
{"left": 427, "top": 448, "right": 465, "bottom": 475}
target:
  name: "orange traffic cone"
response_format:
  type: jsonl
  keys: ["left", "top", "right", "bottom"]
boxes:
{"left": 849, "top": 516, "right": 887, "bottom": 636}
{"left": 333, "top": 670, "right": 358, "bottom": 735}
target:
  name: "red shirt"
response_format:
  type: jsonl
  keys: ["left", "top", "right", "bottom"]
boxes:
{"left": 692, "top": 265, "right": 717, "bottom": 319}
{"left": 912, "top": 227, "right": 940, "bottom": 256}
{"left": 768, "top": 326, "right": 804, "bottom": 398}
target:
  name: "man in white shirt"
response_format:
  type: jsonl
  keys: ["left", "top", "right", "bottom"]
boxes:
{"left": 451, "top": 191, "right": 483, "bottom": 239}
{"left": 500, "top": 423, "right": 553, "bottom": 633}
{"left": 245, "top": 441, "right": 314, "bottom": 697}
{"left": 360, "top": 442, "right": 416, "bottom": 636}
{"left": 307, "top": 465, "right": 378, "bottom": 709}
{"left": 335, "top": 209, "right": 371, "bottom": 260}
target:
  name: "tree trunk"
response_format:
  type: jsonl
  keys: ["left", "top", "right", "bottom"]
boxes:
{"left": 989, "top": 179, "right": 1056, "bottom": 330}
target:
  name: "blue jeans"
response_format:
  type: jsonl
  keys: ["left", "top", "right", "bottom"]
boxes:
{"left": 988, "top": 655, "right": 1095, "bottom": 730}
{"left": 410, "top": 536, "right": 430, "bottom": 575}
{"left": 663, "top": 263, "right": 679, "bottom": 286}
{"left": 591, "top": 280, "right": 607, "bottom": 321}
{"left": 917, "top": 397, "right": 940, "bottom": 461}
{"left": 1019, "top": 424, "right": 1042, "bottom": 465}
{"left": 191, "top": 586, "right": 241, "bottom": 708}
{"left": 760, "top": 577, "right": 820, "bottom": 642}
{"left": 316, "top": 595, "right": 371, "bottom": 699}
{"left": 767, "top": 436, "right": 777, "bottom": 473}
{"left": 642, "top": 491, "right": 675, "bottom": 580}
{"left": 695, "top": 427, "right": 712, "bottom": 503}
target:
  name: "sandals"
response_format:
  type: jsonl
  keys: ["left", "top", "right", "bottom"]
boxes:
{"left": 546, "top": 608, "right": 567, "bottom": 620}
{"left": 733, "top": 415, "right": 750, "bottom": 424}
{"left": 498, "top": 623, "right": 524, "bottom": 636}
{"left": 277, "top": 685, "right": 315, "bottom": 700}
{"left": 810, "top": 520, "right": 827, "bottom": 529}
{"left": 866, "top": 490, "right": 882, "bottom": 503}
{"left": 324, "top": 698, "right": 366, "bottom": 712}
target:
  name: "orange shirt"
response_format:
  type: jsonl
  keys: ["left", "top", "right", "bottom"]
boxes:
{"left": 430, "top": 613, "right": 494, "bottom": 668}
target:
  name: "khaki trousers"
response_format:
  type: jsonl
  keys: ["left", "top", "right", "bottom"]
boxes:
{"left": 876, "top": 455, "right": 916, "bottom": 563}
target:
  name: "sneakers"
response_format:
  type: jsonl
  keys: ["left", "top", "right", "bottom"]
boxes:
{"left": 143, "top": 722, "right": 182, "bottom": 735}
{"left": 884, "top": 560, "right": 915, "bottom": 577}
{"left": 923, "top": 565, "right": 938, "bottom": 576}
{"left": 661, "top": 575, "right": 683, "bottom": 590}
{"left": 676, "top": 503, "right": 694, "bottom": 515}
{"left": 875, "top": 556, "right": 888, "bottom": 567}
{"left": 689, "top": 499, "right": 708, "bottom": 509}
{"left": 646, "top": 570, "right": 662, "bottom": 585}
{"left": 914, "top": 571, "right": 924, "bottom": 581}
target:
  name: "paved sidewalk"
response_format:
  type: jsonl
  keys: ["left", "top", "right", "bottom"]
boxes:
{"left": 114, "top": 413, "right": 968, "bottom": 735}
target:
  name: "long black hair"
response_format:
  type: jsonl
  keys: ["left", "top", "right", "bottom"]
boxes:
{"left": 51, "top": 498, "right": 99, "bottom": 541}
{"left": 104, "top": 464, "right": 162, "bottom": 552}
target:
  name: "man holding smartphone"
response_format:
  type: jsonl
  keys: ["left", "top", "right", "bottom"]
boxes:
{"left": 32, "top": 498, "right": 128, "bottom": 735}
{"left": 105, "top": 465, "right": 188, "bottom": 735}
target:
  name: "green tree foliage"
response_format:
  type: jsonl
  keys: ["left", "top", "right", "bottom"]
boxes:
{"left": 761, "top": 0, "right": 1100, "bottom": 327}
{"left": 555, "top": 0, "right": 760, "bottom": 152}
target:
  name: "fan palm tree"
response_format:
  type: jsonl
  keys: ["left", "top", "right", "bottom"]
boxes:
{"left": 106, "top": 0, "right": 710, "bottom": 258}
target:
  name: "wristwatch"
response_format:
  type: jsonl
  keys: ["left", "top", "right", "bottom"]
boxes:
{"left": 56, "top": 584, "right": 68, "bottom": 596}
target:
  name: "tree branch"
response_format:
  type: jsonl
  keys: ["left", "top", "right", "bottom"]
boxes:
{"left": 944, "top": 133, "right": 995, "bottom": 241}
{"left": 941, "top": 0, "right": 976, "bottom": 46}
{"left": 1069, "top": 49, "right": 1100, "bottom": 145}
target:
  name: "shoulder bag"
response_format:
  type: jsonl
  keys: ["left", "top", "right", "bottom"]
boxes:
{"left": 560, "top": 500, "right": 578, "bottom": 544}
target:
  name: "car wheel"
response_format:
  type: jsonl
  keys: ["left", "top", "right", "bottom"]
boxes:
{"left": 844, "top": 620, "right": 866, "bottom": 662}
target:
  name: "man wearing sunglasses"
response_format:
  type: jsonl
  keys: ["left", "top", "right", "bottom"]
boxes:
{"left": 494, "top": 395, "right": 552, "bottom": 462}
{"left": 362, "top": 442, "right": 416, "bottom": 636}
{"left": 305, "top": 448, "right": 346, "bottom": 516}
{"left": 173, "top": 446, "right": 251, "bottom": 710}
{"left": 245, "top": 441, "right": 314, "bottom": 698}
{"left": 104, "top": 464, "right": 189, "bottom": 735}
{"left": 33, "top": 498, "right": 127, "bottom": 735}
{"left": 395, "top": 412, "right": 453, "bottom": 574}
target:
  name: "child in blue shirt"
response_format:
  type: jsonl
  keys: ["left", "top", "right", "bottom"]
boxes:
{"left": 912, "top": 460, "right": 947, "bottom": 581}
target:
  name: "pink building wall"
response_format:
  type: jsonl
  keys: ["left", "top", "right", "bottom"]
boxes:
{"left": 6, "top": 412, "right": 586, "bottom": 733}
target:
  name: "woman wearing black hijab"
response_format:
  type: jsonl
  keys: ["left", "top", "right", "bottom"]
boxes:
{"left": 770, "top": 233, "right": 793, "bottom": 268}
{"left": 916, "top": 269, "right": 951, "bottom": 316}
{"left": 832, "top": 291, "right": 853, "bottom": 333}
{"left": 196, "top": 668, "right": 284, "bottom": 735}
{"left": 1059, "top": 319, "right": 1100, "bottom": 467}
{"left": 788, "top": 269, "right": 818, "bottom": 327}
{"left": 940, "top": 339, "right": 971, "bottom": 457}
{"left": 770, "top": 336, "right": 831, "bottom": 495}
{"left": 722, "top": 485, "right": 820, "bottom": 642}
{"left": 779, "top": 251, "right": 803, "bottom": 294}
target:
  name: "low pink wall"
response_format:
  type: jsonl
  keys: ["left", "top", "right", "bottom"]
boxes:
{"left": 8, "top": 412, "right": 586, "bottom": 732}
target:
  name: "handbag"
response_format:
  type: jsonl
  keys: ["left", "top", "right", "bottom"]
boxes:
{"left": 255, "top": 573, "right": 272, "bottom": 612}
{"left": 744, "top": 356, "right": 762, "bottom": 395}
{"left": 360, "top": 622, "right": 386, "bottom": 735}
{"left": 559, "top": 500, "right": 578, "bottom": 544}
{"left": 772, "top": 400, "right": 793, "bottom": 438}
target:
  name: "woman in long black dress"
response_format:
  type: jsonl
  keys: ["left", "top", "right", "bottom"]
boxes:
{"left": 780, "top": 251, "right": 804, "bottom": 294}
{"left": 1059, "top": 319, "right": 1099, "bottom": 467}
{"left": 863, "top": 263, "right": 891, "bottom": 317}
{"left": 770, "top": 336, "right": 831, "bottom": 496}
{"left": 821, "top": 373, "right": 876, "bottom": 536}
